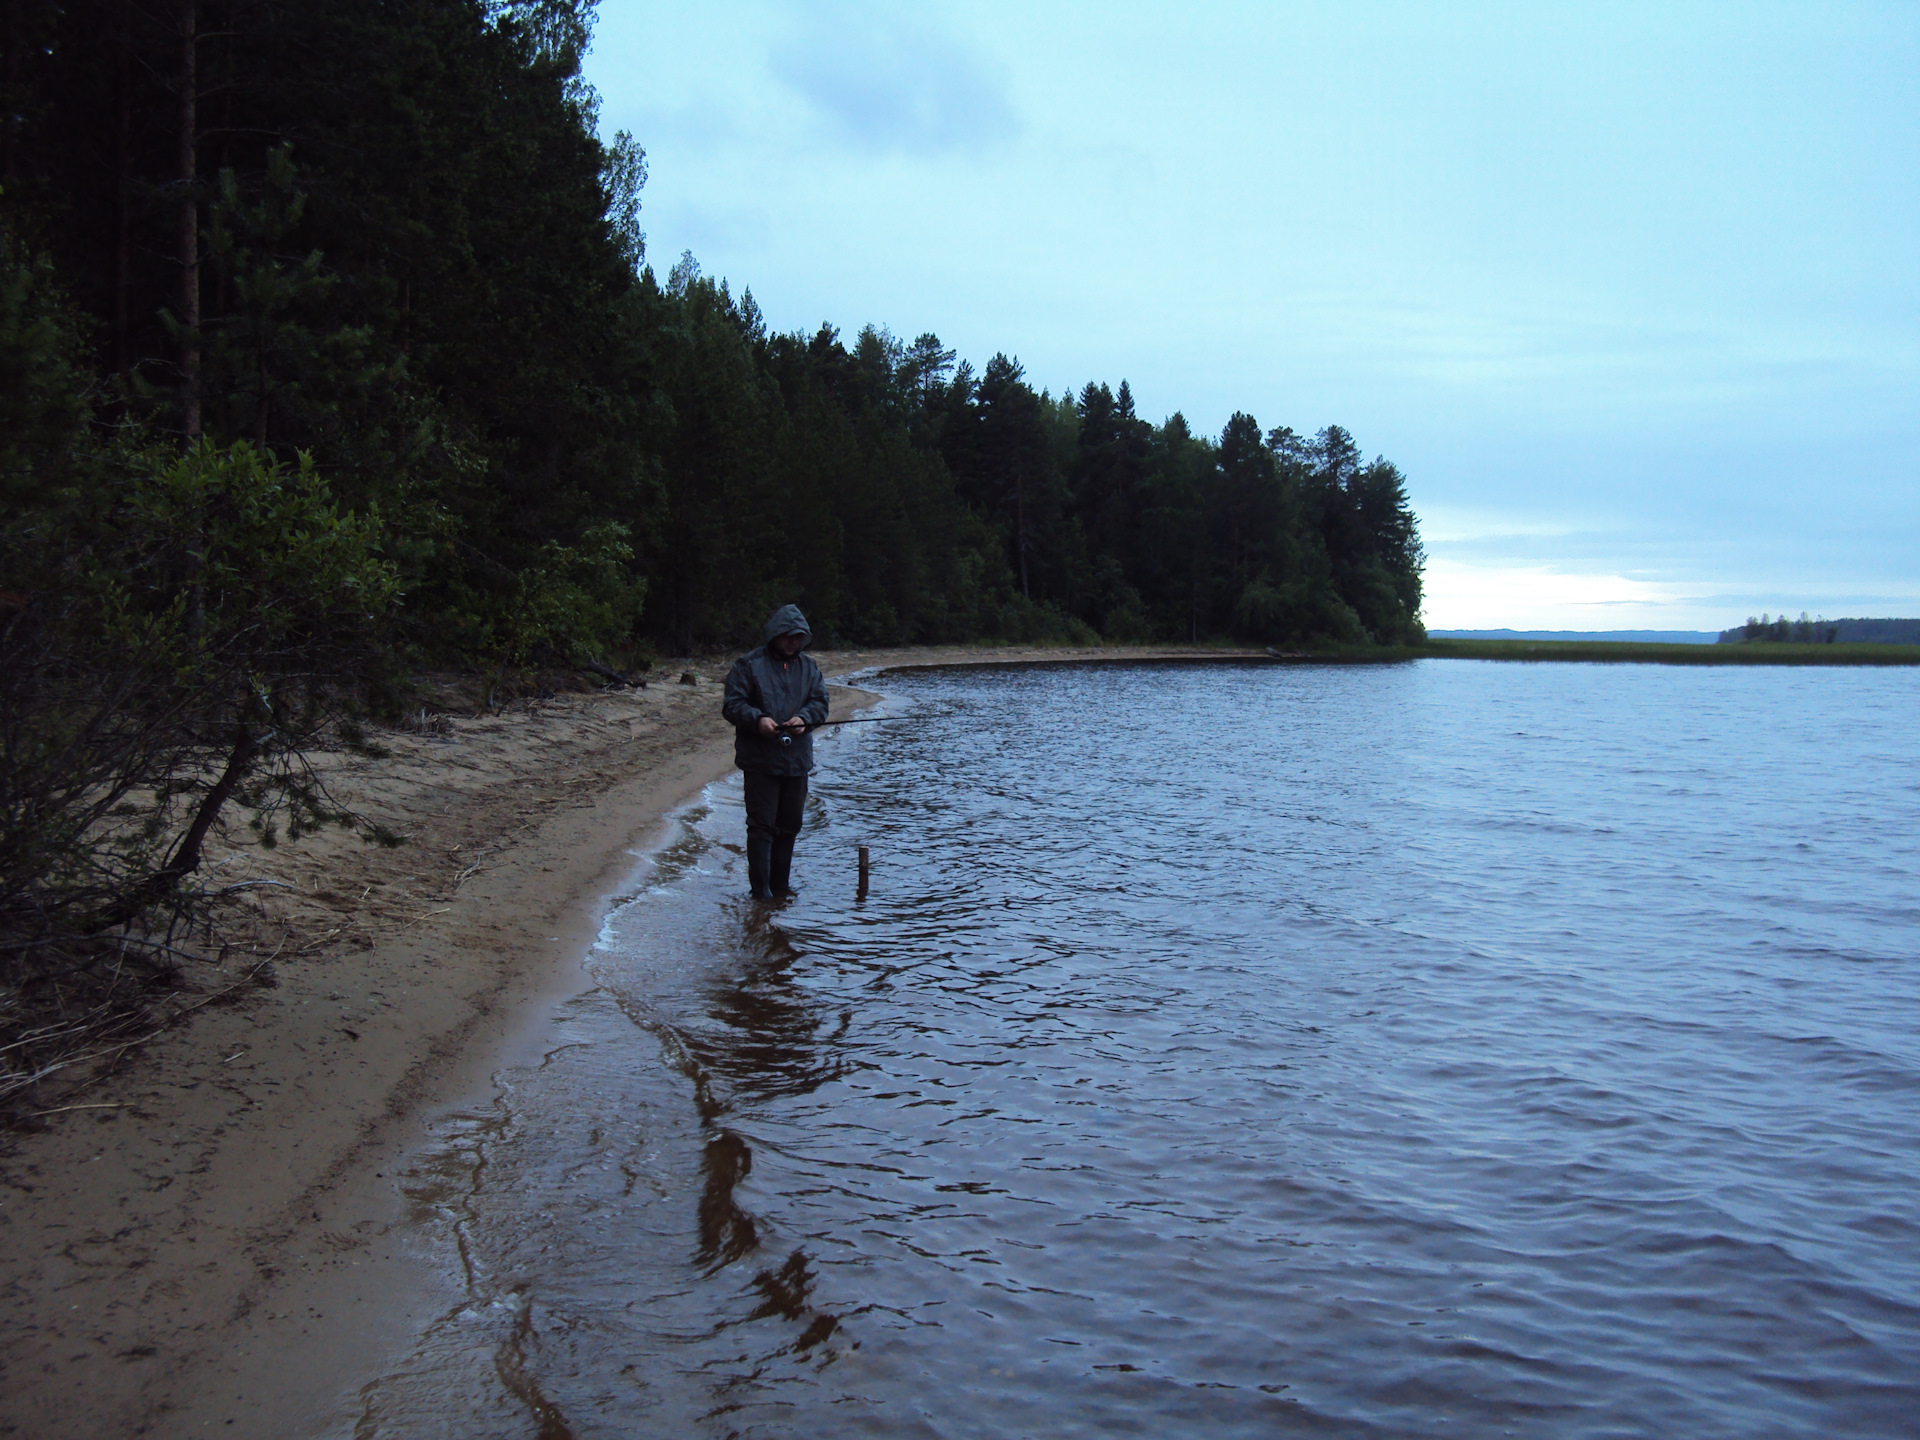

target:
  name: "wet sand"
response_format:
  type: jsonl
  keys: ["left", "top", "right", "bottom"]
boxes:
{"left": 0, "top": 644, "right": 1262, "bottom": 1439}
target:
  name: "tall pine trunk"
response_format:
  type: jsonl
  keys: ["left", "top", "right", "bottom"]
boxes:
{"left": 175, "top": 0, "right": 199, "bottom": 441}
{"left": 1, "top": 4, "right": 16, "bottom": 186}
{"left": 175, "top": 0, "right": 206, "bottom": 642}
{"left": 112, "top": 0, "right": 133, "bottom": 385}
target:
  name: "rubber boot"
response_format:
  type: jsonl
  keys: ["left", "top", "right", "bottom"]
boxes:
{"left": 768, "top": 836, "right": 797, "bottom": 897}
{"left": 747, "top": 838, "right": 774, "bottom": 900}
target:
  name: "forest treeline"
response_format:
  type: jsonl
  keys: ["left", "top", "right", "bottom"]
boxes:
{"left": 1718, "top": 615, "right": 1920, "bottom": 645}
{"left": 5, "top": 0, "right": 1424, "bottom": 657}
{"left": 0, "top": 0, "right": 1422, "bottom": 976}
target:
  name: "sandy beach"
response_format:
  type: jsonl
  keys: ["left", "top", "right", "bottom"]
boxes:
{"left": 0, "top": 644, "right": 1264, "bottom": 1438}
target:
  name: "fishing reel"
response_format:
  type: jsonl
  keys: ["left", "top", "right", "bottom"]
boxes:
{"left": 768, "top": 715, "right": 898, "bottom": 748}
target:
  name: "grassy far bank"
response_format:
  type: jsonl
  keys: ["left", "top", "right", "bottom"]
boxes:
{"left": 1367, "top": 638, "right": 1920, "bottom": 666}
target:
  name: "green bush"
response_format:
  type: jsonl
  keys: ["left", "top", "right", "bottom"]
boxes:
{"left": 1, "top": 441, "right": 398, "bottom": 934}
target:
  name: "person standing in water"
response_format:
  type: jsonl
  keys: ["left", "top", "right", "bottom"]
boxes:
{"left": 721, "top": 604, "right": 831, "bottom": 900}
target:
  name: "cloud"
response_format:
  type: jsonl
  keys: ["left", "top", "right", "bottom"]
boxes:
{"left": 1421, "top": 555, "right": 1920, "bottom": 631}
{"left": 769, "top": 6, "right": 1019, "bottom": 156}
{"left": 1421, "top": 557, "right": 1716, "bottom": 630}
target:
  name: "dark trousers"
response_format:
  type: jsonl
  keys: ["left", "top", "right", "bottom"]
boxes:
{"left": 743, "top": 771, "right": 807, "bottom": 895}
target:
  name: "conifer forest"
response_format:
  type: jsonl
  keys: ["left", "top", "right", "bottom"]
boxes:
{"left": 0, "top": 1, "right": 1425, "bottom": 951}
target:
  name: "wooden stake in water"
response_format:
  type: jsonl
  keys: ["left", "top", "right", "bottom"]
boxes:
{"left": 857, "top": 844, "right": 871, "bottom": 901}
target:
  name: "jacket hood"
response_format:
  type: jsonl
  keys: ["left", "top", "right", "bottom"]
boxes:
{"left": 763, "top": 603, "right": 812, "bottom": 646}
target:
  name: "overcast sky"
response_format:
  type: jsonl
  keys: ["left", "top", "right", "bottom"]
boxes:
{"left": 584, "top": 1, "right": 1919, "bottom": 630}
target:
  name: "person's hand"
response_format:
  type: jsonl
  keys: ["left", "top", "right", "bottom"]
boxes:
{"left": 782, "top": 716, "right": 807, "bottom": 732}
{"left": 758, "top": 716, "right": 778, "bottom": 737}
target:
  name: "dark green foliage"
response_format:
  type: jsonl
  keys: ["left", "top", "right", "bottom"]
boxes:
{"left": 7, "top": 0, "right": 1423, "bottom": 663}
{"left": 1, "top": 0, "right": 1427, "bottom": 946}
{"left": 2, "top": 429, "right": 400, "bottom": 935}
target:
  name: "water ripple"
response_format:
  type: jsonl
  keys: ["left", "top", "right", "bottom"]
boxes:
{"left": 357, "top": 660, "right": 1920, "bottom": 1439}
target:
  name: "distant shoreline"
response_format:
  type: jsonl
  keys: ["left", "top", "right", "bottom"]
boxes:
{"left": 953, "top": 637, "right": 1920, "bottom": 666}
{"left": 1412, "top": 638, "right": 1920, "bottom": 665}
{"left": 877, "top": 637, "right": 1920, "bottom": 669}
{"left": 1432, "top": 622, "right": 1920, "bottom": 651}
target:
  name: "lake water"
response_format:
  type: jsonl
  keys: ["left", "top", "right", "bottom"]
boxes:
{"left": 356, "top": 660, "right": 1920, "bottom": 1439}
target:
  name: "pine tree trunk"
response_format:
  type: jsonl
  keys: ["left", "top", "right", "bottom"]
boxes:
{"left": 112, "top": 0, "right": 132, "bottom": 384}
{"left": 1, "top": 5, "right": 17, "bottom": 186}
{"left": 176, "top": 0, "right": 206, "bottom": 641}
{"left": 176, "top": 0, "right": 200, "bottom": 441}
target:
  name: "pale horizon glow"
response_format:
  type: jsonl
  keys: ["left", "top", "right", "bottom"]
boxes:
{"left": 585, "top": 1, "right": 1920, "bottom": 631}
{"left": 1421, "top": 559, "right": 1717, "bottom": 633}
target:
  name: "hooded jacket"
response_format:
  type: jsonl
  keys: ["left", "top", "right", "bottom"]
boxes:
{"left": 721, "top": 604, "right": 831, "bottom": 776}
